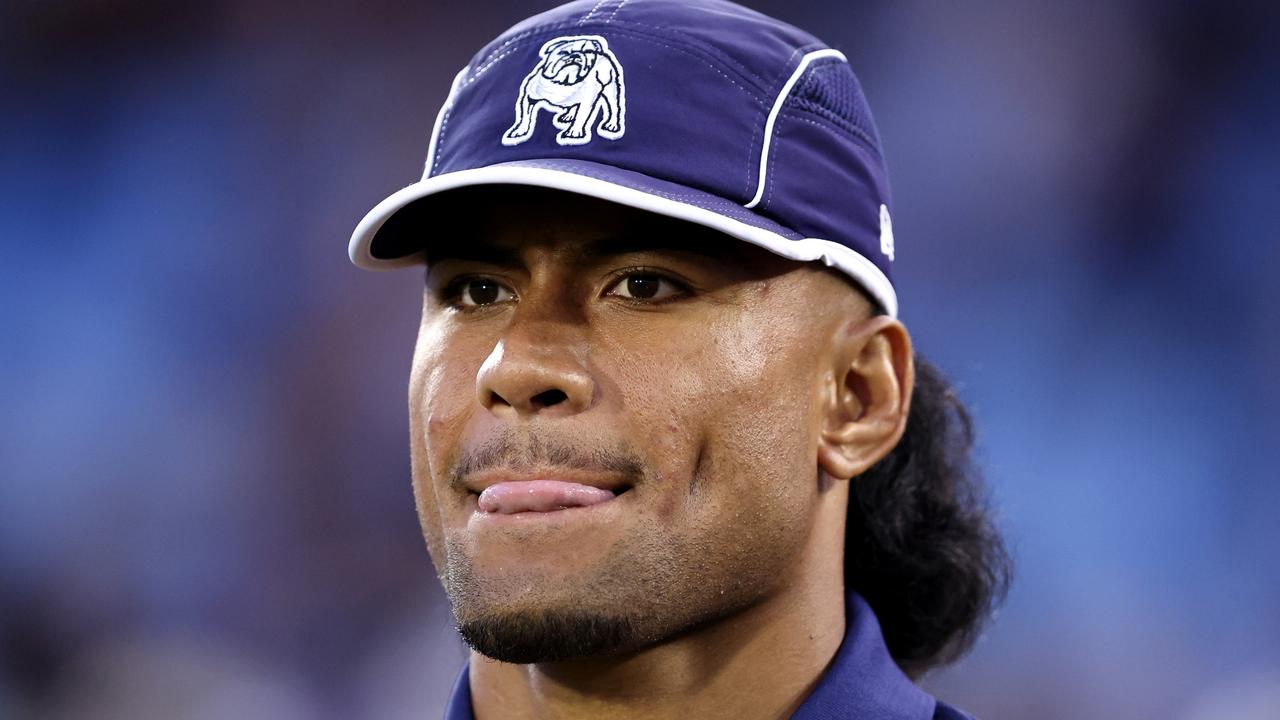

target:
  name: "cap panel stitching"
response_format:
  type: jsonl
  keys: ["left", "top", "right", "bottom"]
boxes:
{"left": 612, "top": 32, "right": 759, "bottom": 101}
{"left": 604, "top": 0, "right": 627, "bottom": 24}
{"left": 741, "top": 102, "right": 763, "bottom": 200}
{"left": 779, "top": 106, "right": 882, "bottom": 157}
{"left": 432, "top": 103, "right": 455, "bottom": 176}
{"left": 424, "top": 68, "right": 469, "bottom": 177}
{"left": 470, "top": 46, "right": 521, "bottom": 82}
{"left": 472, "top": 21, "right": 582, "bottom": 76}
{"left": 600, "top": 19, "right": 771, "bottom": 89}
{"left": 760, "top": 111, "right": 883, "bottom": 218}
{"left": 578, "top": 0, "right": 610, "bottom": 25}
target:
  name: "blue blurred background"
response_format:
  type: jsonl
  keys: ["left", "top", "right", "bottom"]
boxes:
{"left": 2, "top": 1, "right": 1278, "bottom": 718}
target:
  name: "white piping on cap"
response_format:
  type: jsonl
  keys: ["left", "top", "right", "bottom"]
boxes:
{"left": 349, "top": 164, "right": 898, "bottom": 317}
{"left": 743, "top": 48, "right": 848, "bottom": 210}
{"left": 422, "top": 67, "right": 470, "bottom": 179}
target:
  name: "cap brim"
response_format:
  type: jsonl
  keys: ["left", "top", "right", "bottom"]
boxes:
{"left": 349, "top": 159, "right": 896, "bottom": 317}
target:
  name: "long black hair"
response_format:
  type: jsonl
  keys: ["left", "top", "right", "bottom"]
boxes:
{"left": 846, "top": 355, "right": 1011, "bottom": 676}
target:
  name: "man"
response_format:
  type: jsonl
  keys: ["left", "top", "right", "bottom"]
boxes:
{"left": 349, "top": 1, "right": 1010, "bottom": 718}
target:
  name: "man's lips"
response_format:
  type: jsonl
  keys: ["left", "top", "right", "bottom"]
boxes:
{"left": 477, "top": 480, "right": 618, "bottom": 514}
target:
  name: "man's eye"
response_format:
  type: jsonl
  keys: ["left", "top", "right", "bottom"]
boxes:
{"left": 605, "top": 273, "right": 684, "bottom": 301}
{"left": 454, "top": 279, "right": 515, "bottom": 307}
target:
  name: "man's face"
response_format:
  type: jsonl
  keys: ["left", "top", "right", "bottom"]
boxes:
{"left": 409, "top": 187, "right": 869, "bottom": 663}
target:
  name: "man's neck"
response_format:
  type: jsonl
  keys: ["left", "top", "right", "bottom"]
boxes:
{"left": 468, "top": 517, "right": 848, "bottom": 720}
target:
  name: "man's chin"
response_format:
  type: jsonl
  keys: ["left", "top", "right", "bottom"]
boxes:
{"left": 456, "top": 608, "right": 639, "bottom": 664}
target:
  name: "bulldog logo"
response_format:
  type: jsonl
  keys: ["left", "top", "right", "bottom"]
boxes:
{"left": 502, "top": 35, "right": 626, "bottom": 147}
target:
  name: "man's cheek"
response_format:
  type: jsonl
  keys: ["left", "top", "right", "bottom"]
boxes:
{"left": 415, "top": 334, "right": 487, "bottom": 477}
{"left": 411, "top": 470, "right": 448, "bottom": 570}
{"left": 409, "top": 322, "right": 479, "bottom": 563}
{"left": 625, "top": 367, "right": 721, "bottom": 519}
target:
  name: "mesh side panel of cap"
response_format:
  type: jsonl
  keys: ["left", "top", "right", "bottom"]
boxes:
{"left": 787, "top": 60, "right": 882, "bottom": 153}
{"left": 758, "top": 53, "right": 895, "bottom": 307}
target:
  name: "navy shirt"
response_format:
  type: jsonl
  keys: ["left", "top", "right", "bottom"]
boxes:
{"left": 444, "top": 591, "right": 974, "bottom": 719}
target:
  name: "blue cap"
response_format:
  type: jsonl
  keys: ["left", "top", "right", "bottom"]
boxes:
{"left": 350, "top": 0, "right": 899, "bottom": 316}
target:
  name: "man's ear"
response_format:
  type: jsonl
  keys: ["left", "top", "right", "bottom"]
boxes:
{"left": 817, "top": 316, "right": 914, "bottom": 481}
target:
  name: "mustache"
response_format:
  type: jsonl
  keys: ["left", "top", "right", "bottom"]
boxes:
{"left": 448, "top": 431, "right": 647, "bottom": 490}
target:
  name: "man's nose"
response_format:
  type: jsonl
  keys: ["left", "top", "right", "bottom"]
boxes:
{"left": 475, "top": 316, "right": 594, "bottom": 418}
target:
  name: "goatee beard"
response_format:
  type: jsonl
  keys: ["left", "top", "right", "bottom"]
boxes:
{"left": 457, "top": 609, "right": 639, "bottom": 664}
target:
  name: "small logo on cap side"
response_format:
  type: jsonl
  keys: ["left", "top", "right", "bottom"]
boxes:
{"left": 879, "top": 204, "right": 895, "bottom": 261}
{"left": 502, "top": 35, "right": 626, "bottom": 147}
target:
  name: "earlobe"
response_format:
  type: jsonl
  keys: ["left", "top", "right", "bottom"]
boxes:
{"left": 817, "top": 317, "right": 914, "bottom": 481}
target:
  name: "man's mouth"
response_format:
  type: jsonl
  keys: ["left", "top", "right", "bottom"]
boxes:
{"left": 475, "top": 480, "right": 630, "bottom": 515}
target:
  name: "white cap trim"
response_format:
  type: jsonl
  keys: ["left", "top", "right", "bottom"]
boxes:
{"left": 744, "top": 48, "right": 848, "bottom": 210}
{"left": 349, "top": 164, "right": 897, "bottom": 317}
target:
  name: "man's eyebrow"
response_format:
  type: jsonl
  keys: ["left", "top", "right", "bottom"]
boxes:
{"left": 424, "top": 242, "right": 524, "bottom": 267}
{"left": 425, "top": 230, "right": 740, "bottom": 267}
{"left": 579, "top": 232, "right": 733, "bottom": 261}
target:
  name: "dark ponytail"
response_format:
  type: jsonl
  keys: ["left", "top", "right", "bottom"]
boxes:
{"left": 845, "top": 355, "right": 1012, "bottom": 676}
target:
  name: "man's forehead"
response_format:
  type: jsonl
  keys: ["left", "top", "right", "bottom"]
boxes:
{"left": 426, "top": 188, "right": 771, "bottom": 268}
{"left": 426, "top": 228, "right": 752, "bottom": 266}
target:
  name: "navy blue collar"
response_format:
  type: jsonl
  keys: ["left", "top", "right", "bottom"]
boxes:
{"left": 445, "top": 592, "right": 936, "bottom": 720}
